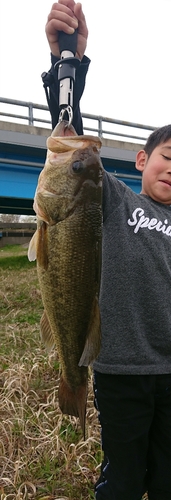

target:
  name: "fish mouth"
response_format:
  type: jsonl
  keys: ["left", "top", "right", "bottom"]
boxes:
{"left": 73, "top": 172, "right": 103, "bottom": 198}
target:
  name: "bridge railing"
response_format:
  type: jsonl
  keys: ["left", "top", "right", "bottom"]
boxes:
{"left": 0, "top": 97, "right": 156, "bottom": 144}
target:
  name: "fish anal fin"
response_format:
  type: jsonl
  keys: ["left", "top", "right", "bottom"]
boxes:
{"left": 40, "top": 311, "right": 55, "bottom": 352}
{"left": 28, "top": 230, "right": 38, "bottom": 262}
{"left": 58, "top": 375, "right": 88, "bottom": 439}
{"left": 37, "top": 221, "right": 48, "bottom": 270}
{"left": 78, "top": 295, "right": 101, "bottom": 367}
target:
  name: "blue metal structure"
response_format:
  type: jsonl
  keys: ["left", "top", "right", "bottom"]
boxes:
{"left": 0, "top": 99, "right": 151, "bottom": 215}
{"left": 0, "top": 142, "right": 45, "bottom": 214}
{"left": 0, "top": 146, "right": 141, "bottom": 215}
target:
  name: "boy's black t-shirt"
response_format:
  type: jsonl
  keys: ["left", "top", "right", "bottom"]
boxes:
{"left": 94, "top": 172, "right": 171, "bottom": 374}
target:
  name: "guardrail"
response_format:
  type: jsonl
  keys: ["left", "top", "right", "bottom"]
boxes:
{"left": 0, "top": 97, "right": 156, "bottom": 143}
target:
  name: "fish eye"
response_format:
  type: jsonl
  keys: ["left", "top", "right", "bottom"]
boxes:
{"left": 72, "top": 161, "right": 85, "bottom": 173}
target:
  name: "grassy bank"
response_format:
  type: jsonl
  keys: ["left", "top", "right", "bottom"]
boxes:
{"left": 0, "top": 245, "right": 148, "bottom": 500}
{"left": 0, "top": 245, "right": 102, "bottom": 500}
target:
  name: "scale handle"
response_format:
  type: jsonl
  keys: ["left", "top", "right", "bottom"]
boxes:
{"left": 58, "top": 29, "right": 78, "bottom": 56}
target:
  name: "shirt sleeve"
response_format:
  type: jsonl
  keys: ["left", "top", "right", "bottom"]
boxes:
{"left": 41, "top": 54, "right": 91, "bottom": 134}
{"left": 102, "top": 171, "right": 127, "bottom": 222}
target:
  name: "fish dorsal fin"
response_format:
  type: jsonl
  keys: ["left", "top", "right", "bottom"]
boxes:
{"left": 40, "top": 311, "right": 55, "bottom": 352}
{"left": 28, "top": 230, "right": 38, "bottom": 261}
{"left": 78, "top": 295, "right": 101, "bottom": 367}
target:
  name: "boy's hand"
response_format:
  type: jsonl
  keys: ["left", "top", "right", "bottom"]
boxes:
{"left": 45, "top": 0, "right": 88, "bottom": 60}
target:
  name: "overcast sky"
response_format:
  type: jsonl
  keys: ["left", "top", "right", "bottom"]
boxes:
{"left": 0, "top": 0, "right": 171, "bottom": 129}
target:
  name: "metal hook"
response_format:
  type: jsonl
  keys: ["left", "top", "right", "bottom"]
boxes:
{"left": 59, "top": 105, "right": 73, "bottom": 126}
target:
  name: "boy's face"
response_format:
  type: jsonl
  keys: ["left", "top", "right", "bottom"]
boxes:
{"left": 136, "top": 139, "right": 171, "bottom": 205}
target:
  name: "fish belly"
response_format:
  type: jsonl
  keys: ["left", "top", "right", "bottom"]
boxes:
{"left": 36, "top": 208, "right": 101, "bottom": 434}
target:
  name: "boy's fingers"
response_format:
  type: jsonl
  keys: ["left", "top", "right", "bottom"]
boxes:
{"left": 46, "top": 7, "right": 78, "bottom": 36}
{"left": 74, "top": 3, "right": 88, "bottom": 37}
{"left": 57, "top": 0, "right": 76, "bottom": 12}
{"left": 45, "top": 0, "right": 87, "bottom": 58}
{"left": 47, "top": 4, "right": 78, "bottom": 23}
{"left": 46, "top": 21, "right": 75, "bottom": 39}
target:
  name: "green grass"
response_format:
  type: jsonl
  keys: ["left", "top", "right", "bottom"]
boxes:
{"left": 0, "top": 243, "right": 29, "bottom": 253}
{"left": 0, "top": 243, "right": 36, "bottom": 269}
{"left": 0, "top": 254, "right": 35, "bottom": 269}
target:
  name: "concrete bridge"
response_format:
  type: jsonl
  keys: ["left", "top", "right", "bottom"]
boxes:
{"left": 0, "top": 100, "right": 155, "bottom": 215}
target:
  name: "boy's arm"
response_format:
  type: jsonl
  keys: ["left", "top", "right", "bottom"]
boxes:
{"left": 42, "top": 0, "right": 89, "bottom": 133}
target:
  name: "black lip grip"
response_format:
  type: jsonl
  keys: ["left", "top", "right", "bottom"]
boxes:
{"left": 58, "top": 29, "right": 78, "bottom": 56}
{"left": 55, "top": 28, "right": 80, "bottom": 121}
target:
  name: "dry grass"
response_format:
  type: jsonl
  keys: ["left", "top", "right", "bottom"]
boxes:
{"left": 0, "top": 246, "right": 102, "bottom": 499}
{"left": 0, "top": 245, "right": 148, "bottom": 500}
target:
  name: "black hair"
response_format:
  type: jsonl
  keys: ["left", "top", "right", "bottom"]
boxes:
{"left": 144, "top": 124, "right": 171, "bottom": 158}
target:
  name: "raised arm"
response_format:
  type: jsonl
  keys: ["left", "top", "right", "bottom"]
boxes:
{"left": 42, "top": 0, "right": 90, "bottom": 133}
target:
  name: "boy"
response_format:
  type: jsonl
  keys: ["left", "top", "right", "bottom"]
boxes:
{"left": 43, "top": 2, "right": 171, "bottom": 499}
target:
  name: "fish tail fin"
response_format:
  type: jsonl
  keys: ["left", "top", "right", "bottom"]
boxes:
{"left": 58, "top": 376, "right": 88, "bottom": 439}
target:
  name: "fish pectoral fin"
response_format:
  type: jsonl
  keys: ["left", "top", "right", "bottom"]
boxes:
{"left": 28, "top": 231, "right": 38, "bottom": 261}
{"left": 37, "top": 221, "right": 48, "bottom": 270}
{"left": 28, "top": 222, "right": 48, "bottom": 270}
{"left": 40, "top": 311, "right": 55, "bottom": 352}
{"left": 78, "top": 295, "right": 101, "bottom": 367}
{"left": 58, "top": 375, "right": 87, "bottom": 439}
{"left": 28, "top": 220, "right": 48, "bottom": 270}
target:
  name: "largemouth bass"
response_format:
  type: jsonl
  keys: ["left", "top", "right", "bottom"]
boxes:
{"left": 28, "top": 121, "right": 103, "bottom": 436}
